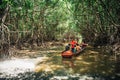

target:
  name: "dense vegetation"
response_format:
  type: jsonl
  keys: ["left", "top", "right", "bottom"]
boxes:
{"left": 0, "top": 0, "right": 120, "bottom": 59}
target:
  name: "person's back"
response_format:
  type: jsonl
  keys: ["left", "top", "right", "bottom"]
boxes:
{"left": 65, "top": 44, "right": 70, "bottom": 51}
{"left": 70, "top": 39, "right": 77, "bottom": 53}
{"left": 80, "top": 42, "right": 88, "bottom": 49}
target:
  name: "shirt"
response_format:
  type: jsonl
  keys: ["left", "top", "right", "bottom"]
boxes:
{"left": 70, "top": 40, "right": 77, "bottom": 48}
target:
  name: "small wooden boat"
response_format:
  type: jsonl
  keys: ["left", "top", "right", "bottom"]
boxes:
{"left": 61, "top": 44, "right": 87, "bottom": 58}
{"left": 61, "top": 50, "right": 73, "bottom": 58}
{"left": 61, "top": 48, "right": 85, "bottom": 58}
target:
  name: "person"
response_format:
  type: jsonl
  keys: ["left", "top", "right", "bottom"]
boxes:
{"left": 70, "top": 39, "right": 77, "bottom": 53}
{"left": 75, "top": 43, "right": 81, "bottom": 53}
{"left": 80, "top": 41, "right": 88, "bottom": 49}
{"left": 65, "top": 43, "right": 70, "bottom": 51}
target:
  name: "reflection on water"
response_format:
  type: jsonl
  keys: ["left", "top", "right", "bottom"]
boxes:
{"left": 62, "top": 58, "right": 75, "bottom": 68}
{"left": 0, "top": 47, "right": 120, "bottom": 80}
{"left": 35, "top": 47, "right": 120, "bottom": 80}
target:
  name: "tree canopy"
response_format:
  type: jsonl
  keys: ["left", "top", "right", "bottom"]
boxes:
{"left": 0, "top": 0, "right": 120, "bottom": 48}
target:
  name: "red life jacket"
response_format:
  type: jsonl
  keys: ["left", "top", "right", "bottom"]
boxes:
{"left": 70, "top": 40, "right": 77, "bottom": 48}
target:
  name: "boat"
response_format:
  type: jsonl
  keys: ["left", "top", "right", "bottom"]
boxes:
{"left": 61, "top": 48, "right": 85, "bottom": 58}
{"left": 61, "top": 43, "right": 87, "bottom": 58}
{"left": 61, "top": 50, "right": 73, "bottom": 58}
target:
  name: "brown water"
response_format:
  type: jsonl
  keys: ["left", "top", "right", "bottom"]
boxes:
{"left": 0, "top": 46, "right": 120, "bottom": 80}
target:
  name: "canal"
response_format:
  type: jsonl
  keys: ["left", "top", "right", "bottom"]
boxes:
{"left": 0, "top": 46, "right": 120, "bottom": 80}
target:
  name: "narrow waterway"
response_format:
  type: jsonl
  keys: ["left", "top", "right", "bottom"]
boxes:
{"left": 0, "top": 46, "right": 120, "bottom": 80}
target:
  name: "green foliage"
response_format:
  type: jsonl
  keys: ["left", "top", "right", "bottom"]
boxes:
{"left": 0, "top": 0, "right": 9, "bottom": 9}
{"left": 1, "top": 0, "right": 119, "bottom": 45}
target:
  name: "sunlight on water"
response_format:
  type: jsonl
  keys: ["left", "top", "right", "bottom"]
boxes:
{"left": 0, "top": 47, "right": 119, "bottom": 80}
{"left": 0, "top": 58, "right": 35, "bottom": 77}
{"left": 50, "top": 74, "right": 94, "bottom": 80}
{"left": 0, "top": 57, "right": 48, "bottom": 78}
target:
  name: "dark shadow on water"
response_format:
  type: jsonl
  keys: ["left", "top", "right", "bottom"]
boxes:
{"left": 0, "top": 78, "right": 6, "bottom": 80}
{"left": 1, "top": 71, "right": 120, "bottom": 80}
{"left": 0, "top": 46, "right": 120, "bottom": 80}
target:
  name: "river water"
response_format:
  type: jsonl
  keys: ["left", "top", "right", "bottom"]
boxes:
{"left": 0, "top": 46, "right": 120, "bottom": 80}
